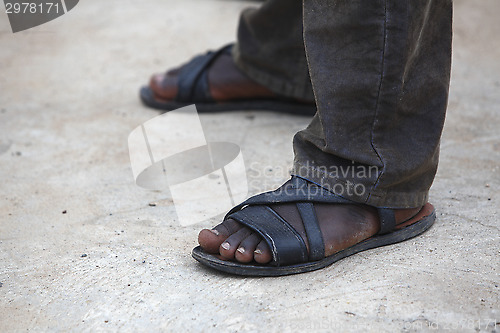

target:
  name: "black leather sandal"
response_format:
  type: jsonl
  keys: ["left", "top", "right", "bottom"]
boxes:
{"left": 140, "top": 44, "right": 316, "bottom": 115}
{"left": 192, "top": 176, "right": 436, "bottom": 276}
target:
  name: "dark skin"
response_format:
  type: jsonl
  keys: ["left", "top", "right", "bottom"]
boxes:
{"left": 150, "top": 52, "right": 276, "bottom": 103}
{"left": 150, "top": 54, "right": 422, "bottom": 263}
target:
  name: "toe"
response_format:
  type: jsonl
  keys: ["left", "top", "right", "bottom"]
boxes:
{"left": 234, "top": 233, "right": 261, "bottom": 263}
{"left": 219, "top": 227, "right": 252, "bottom": 259}
{"left": 149, "top": 73, "right": 177, "bottom": 100}
{"left": 198, "top": 219, "right": 243, "bottom": 254}
{"left": 198, "top": 228, "right": 227, "bottom": 254}
{"left": 254, "top": 240, "right": 273, "bottom": 264}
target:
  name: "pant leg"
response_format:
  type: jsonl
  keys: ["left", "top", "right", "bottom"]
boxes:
{"left": 293, "top": 0, "right": 453, "bottom": 208}
{"left": 232, "top": 0, "right": 314, "bottom": 101}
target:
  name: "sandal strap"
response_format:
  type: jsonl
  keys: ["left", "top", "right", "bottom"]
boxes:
{"left": 225, "top": 176, "right": 398, "bottom": 266}
{"left": 176, "top": 44, "right": 233, "bottom": 103}
{"left": 377, "top": 207, "right": 396, "bottom": 234}
{"left": 229, "top": 205, "right": 308, "bottom": 266}
{"left": 296, "top": 202, "right": 324, "bottom": 261}
{"left": 294, "top": 176, "right": 325, "bottom": 261}
{"left": 233, "top": 177, "right": 397, "bottom": 235}
{"left": 230, "top": 177, "right": 352, "bottom": 210}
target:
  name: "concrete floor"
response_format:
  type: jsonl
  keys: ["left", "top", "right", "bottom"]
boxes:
{"left": 0, "top": 0, "right": 499, "bottom": 332}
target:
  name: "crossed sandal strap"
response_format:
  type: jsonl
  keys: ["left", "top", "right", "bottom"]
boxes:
{"left": 229, "top": 205, "right": 308, "bottom": 266}
{"left": 225, "top": 176, "right": 399, "bottom": 266}
{"left": 293, "top": 177, "right": 325, "bottom": 261}
{"left": 236, "top": 176, "right": 398, "bottom": 235}
{"left": 296, "top": 202, "right": 324, "bottom": 261}
{"left": 176, "top": 44, "right": 233, "bottom": 103}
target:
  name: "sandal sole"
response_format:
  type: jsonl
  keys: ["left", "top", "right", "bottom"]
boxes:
{"left": 140, "top": 86, "right": 317, "bottom": 116}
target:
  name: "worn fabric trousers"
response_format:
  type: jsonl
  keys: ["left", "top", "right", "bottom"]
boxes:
{"left": 233, "top": 0, "right": 452, "bottom": 208}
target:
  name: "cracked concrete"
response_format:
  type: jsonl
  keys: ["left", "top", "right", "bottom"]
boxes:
{"left": 0, "top": 0, "right": 499, "bottom": 332}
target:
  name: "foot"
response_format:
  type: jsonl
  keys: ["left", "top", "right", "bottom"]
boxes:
{"left": 198, "top": 203, "right": 422, "bottom": 264}
{"left": 149, "top": 50, "right": 277, "bottom": 102}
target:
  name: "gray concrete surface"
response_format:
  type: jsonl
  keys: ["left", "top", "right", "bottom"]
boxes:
{"left": 0, "top": 0, "right": 498, "bottom": 332}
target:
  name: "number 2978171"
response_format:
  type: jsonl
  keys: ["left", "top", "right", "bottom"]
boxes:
{"left": 5, "top": 2, "right": 60, "bottom": 14}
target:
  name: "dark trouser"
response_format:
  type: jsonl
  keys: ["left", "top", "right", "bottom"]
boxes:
{"left": 233, "top": 0, "right": 452, "bottom": 208}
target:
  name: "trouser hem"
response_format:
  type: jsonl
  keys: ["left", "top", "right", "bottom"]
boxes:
{"left": 232, "top": 44, "right": 315, "bottom": 102}
{"left": 291, "top": 160, "right": 430, "bottom": 209}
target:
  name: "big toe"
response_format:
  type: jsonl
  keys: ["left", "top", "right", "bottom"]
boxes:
{"left": 198, "top": 219, "right": 243, "bottom": 254}
{"left": 149, "top": 73, "right": 177, "bottom": 100}
{"left": 198, "top": 228, "right": 226, "bottom": 254}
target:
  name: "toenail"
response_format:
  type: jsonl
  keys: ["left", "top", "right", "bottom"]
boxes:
{"left": 254, "top": 249, "right": 262, "bottom": 255}
{"left": 237, "top": 247, "right": 245, "bottom": 254}
{"left": 209, "top": 229, "right": 219, "bottom": 236}
{"left": 221, "top": 242, "right": 230, "bottom": 250}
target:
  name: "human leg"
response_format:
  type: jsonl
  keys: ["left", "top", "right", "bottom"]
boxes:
{"left": 195, "top": 0, "right": 452, "bottom": 275}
